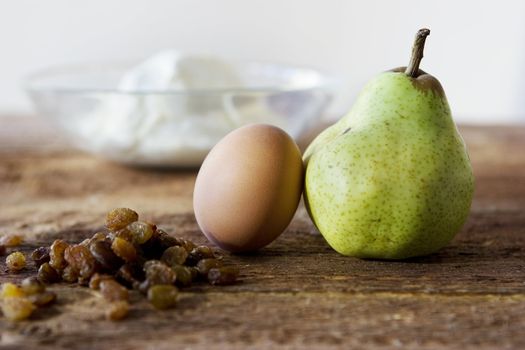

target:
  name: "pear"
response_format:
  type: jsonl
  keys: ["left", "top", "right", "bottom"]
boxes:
{"left": 303, "top": 29, "right": 474, "bottom": 259}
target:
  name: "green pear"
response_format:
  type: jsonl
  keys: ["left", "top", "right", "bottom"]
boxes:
{"left": 303, "top": 29, "right": 474, "bottom": 259}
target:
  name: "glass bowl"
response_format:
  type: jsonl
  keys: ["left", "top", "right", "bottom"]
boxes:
{"left": 26, "top": 59, "right": 334, "bottom": 167}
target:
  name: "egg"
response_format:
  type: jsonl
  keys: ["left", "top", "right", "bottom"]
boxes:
{"left": 193, "top": 124, "right": 304, "bottom": 252}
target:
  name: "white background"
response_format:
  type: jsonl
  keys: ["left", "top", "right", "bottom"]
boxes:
{"left": 1, "top": 0, "right": 525, "bottom": 124}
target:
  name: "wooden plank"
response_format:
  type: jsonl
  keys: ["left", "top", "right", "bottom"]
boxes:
{"left": 1, "top": 291, "right": 523, "bottom": 349}
{"left": 1, "top": 116, "right": 524, "bottom": 349}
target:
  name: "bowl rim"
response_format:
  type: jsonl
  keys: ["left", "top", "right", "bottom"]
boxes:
{"left": 24, "top": 58, "right": 340, "bottom": 95}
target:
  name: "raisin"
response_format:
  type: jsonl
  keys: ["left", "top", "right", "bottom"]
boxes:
{"left": 6, "top": 251, "right": 26, "bottom": 272}
{"left": 189, "top": 267, "right": 199, "bottom": 281}
{"left": 20, "top": 277, "right": 45, "bottom": 295}
{"left": 105, "top": 208, "right": 139, "bottom": 231}
{"left": 207, "top": 266, "right": 240, "bottom": 285}
{"left": 142, "top": 260, "right": 160, "bottom": 270}
{"left": 106, "top": 301, "right": 129, "bottom": 321}
{"left": 0, "top": 234, "right": 24, "bottom": 247}
{"left": 143, "top": 260, "right": 176, "bottom": 286}
{"left": 91, "top": 232, "right": 108, "bottom": 242}
{"left": 64, "top": 244, "right": 96, "bottom": 279}
{"left": 161, "top": 246, "right": 188, "bottom": 266}
{"left": 172, "top": 265, "right": 193, "bottom": 287}
{"left": 1, "top": 282, "right": 25, "bottom": 298}
{"left": 196, "top": 258, "right": 223, "bottom": 276}
{"left": 186, "top": 246, "right": 215, "bottom": 266}
{"left": 31, "top": 247, "right": 50, "bottom": 268}
{"left": 77, "top": 275, "right": 91, "bottom": 286}
{"left": 0, "top": 245, "right": 5, "bottom": 256}
{"left": 109, "top": 228, "right": 135, "bottom": 242}
{"left": 99, "top": 279, "right": 129, "bottom": 302}
{"left": 37, "top": 263, "right": 61, "bottom": 284}
{"left": 140, "top": 231, "right": 162, "bottom": 259}
{"left": 116, "top": 264, "right": 143, "bottom": 288}
{"left": 111, "top": 237, "right": 137, "bottom": 263}
{"left": 0, "top": 297, "right": 35, "bottom": 321}
{"left": 156, "top": 230, "right": 181, "bottom": 250}
{"left": 147, "top": 285, "right": 178, "bottom": 310}
{"left": 89, "top": 240, "right": 123, "bottom": 271}
{"left": 180, "top": 239, "right": 197, "bottom": 253}
{"left": 127, "top": 221, "right": 154, "bottom": 245}
{"left": 49, "top": 239, "right": 69, "bottom": 271}
{"left": 28, "top": 292, "right": 57, "bottom": 307}
{"left": 89, "top": 273, "right": 114, "bottom": 290}
{"left": 61, "top": 265, "right": 80, "bottom": 283}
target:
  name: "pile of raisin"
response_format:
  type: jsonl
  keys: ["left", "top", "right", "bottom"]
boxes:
{"left": 1, "top": 208, "right": 239, "bottom": 322}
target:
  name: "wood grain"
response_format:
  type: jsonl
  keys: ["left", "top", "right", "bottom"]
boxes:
{"left": 0, "top": 115, "right": 524, "bottom": 349}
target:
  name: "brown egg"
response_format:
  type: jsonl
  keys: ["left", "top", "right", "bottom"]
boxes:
{"left": 193, "top": 124, "right": 304, "bottom": 252}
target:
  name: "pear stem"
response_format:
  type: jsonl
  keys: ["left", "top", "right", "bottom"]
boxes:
{"left": 405, "top": 28, "right": 430, "bottom": 78}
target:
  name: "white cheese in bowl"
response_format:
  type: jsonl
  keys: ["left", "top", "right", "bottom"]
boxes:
{"left": 38, "top": 51, "right": 331, "bottom": 167}
{"left": 75, "top": 51, "right": 256, "bottom": 166}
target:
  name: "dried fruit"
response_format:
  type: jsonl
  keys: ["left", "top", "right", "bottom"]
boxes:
{"left": 1, "top": 207, "right": 242, "bottom": 322}
{"left": 28, "top": 292, "right": 57, "bottom": 307}
{"left": 172, "top": 265, "right": 193, "bottom": 287}
{"left": 161, "top": 246, "right": 188, "bottom": 266}
{"left": 186, "top": 245, "right": 215, "bottom": 266}
{"left": 21, "top": 277, "right": 45, "bottom": 295}
{"left": 31, "top": 247, "right": 50, "bottom": 268}
{"left": 89, "top": 273, "right": 114, "bottom": 290}
{"left": 115, "top": 264, "right": 143, "bottom": 288}
{"left": 127, "top": 221, "right": 154, "bottom": 244}
{"left": 6, "top": 251, "right": 26, "bottom": 272}
{"left": 111, "top": 237, "right": 137, "bottom": 262}
{"left": 99, "top": 279, "right": 129, "bottom": 302}
{"left": 61, "top": 265, "right": 80, "bottom": 283}
{"left": 189, "top": 267, "right": 199, "bottom": 281}
{"left": 110, "top": 228, "right": 134, "bottom": 242}
{"left": 207, "top": 266, "right": 240, "bottom": 285}
{"left": 64, "top": 244, "right": 96, "bottom": 279}
{"left": 147, "top": 285, "right": 178, "bottom": 310}
{"left": 144, "top": 260, "right": 176, "bottom": 286}
{"left": 37, "top": 263, "right": 61, "bottom": 284}
{"left": 105, "top": 208, "right": 139, "bottom": 231}
{"left": 49, "top": 239, "right": 69, "bottom": 271}
{"left": 156, "top": 230, "right": 181, "bottom": 250}
{"left": 1, "top": 297, "right": 35, "bottom": 321}
{"left": 196, "top": 258, "right": 223, "bottom": 276}
{"left": 180, "top": 239, "right": 197, "bottom": 253}
{"left": 0, "top": 245, "right": 6, "bottom": 256}
{"left": 91, "top": 232, "right": 108, "bottom": 242}
{"left": 89, "top": 240, "right": 123, "bottom": 270}
{"left": 106, "top": 301, "right": 129, "bottom": 321}
{"left": 0, "top": 279, "right": 56, "bottom": 321}
{"left": 1, "top": 283, "right": 25, "bottom": 299}
{"left": 140, "top": 232, "right": 162, "bottom": 259}
{"left": 145, "top": 265, "right": 176, "bottom": 287}
{"left": 0, "top": 234, "right": 24, "bottom": 247}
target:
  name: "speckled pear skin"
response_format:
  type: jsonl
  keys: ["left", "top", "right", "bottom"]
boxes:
{"left": 303, "top": 71, "right": 474, "bottom": 259}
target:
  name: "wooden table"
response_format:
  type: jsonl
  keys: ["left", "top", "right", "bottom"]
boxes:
{"left": 0, "top": 115, "right": 524, "bottom": 349}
